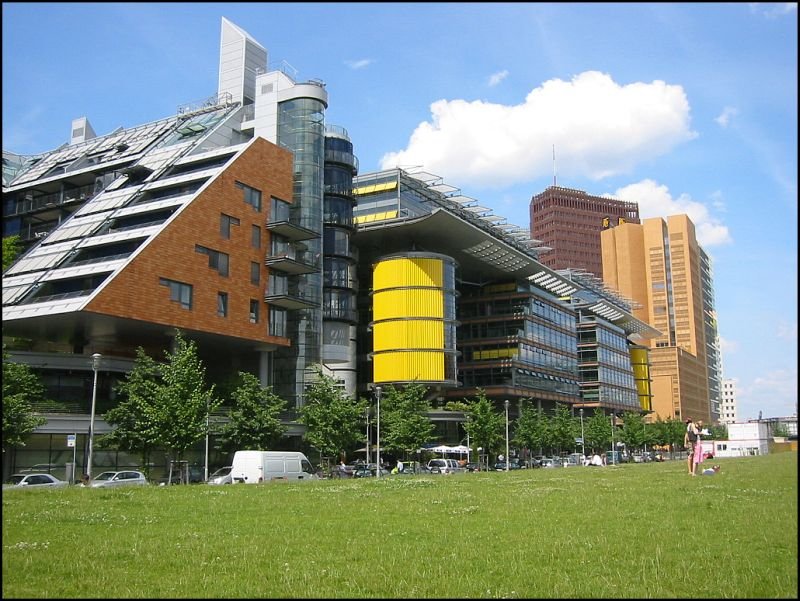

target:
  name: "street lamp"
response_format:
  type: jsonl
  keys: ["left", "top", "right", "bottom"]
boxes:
{"left": 86, "top": 353, "right": 102, "bottom": 480}
{"left": 610, "top": 412, "right": 616, "bottom": 465}
{"left": 375, "top": 386, "right": 382, "bottom": 479}
{"left": 204, "top": 404, "right": 210, "bottom": 482}
{"left": 504, "top": 400, "right": 510, "bottom": 472}
{"left": 365, "top": 406, "right": 371, "bottom": 465}
{"left": 579, "top": 408, "right": 585, "bottom": 458}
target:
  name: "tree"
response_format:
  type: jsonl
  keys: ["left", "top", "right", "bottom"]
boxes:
{"left": 2, "top": 348, "right": 47, "bottom": 450}
{"left": 710, "top": 424, "right": 728, "bottom": 440}
{"left": 549, "top": 403, "right": 576, "bottom": 455}
{"left": 380, "top": 383, "right": 435, "bottom": 460}
{"left": 584, "top": 411, "right": 611, "bottom": 454}
{"left": 151, "top": 331, "right": 220, "bottom": 470}
{"left": 102, "top": 330, "right": 219, "bottom": 481}
{"left": 458, "top": 389, "right": 504, "bottom": 462}
{"left": 101, "top": 347, "right": 161, "bottom": 476}
{"left": 3, "top": 235, "right": 22, "bottom": 271}
{"left": 299, "top": 366, "right": 367, "bottom": 464}
{"left": 217, "top": 372, "right": 287, "bottom": 451}
{"left": 620, "top": 411, "right": 651, "bottom": 452}
{"left": 513, "top": 401, "right": 550, "bottom": 459}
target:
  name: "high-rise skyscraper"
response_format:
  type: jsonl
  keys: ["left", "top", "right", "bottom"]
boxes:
{"left": 530, "top": 185, "right": 640, "bottom": 278}
{"left": 601, "top": 214, "right": 721, "bottom": 423}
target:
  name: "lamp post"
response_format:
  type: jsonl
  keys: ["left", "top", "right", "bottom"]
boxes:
{"left": 375, "top": 386, "right": 382, "bottom": 479}
{"left": 504, "top": 399, "right": 510, "bottom": 472}
{"left": 610, "top": 412, "right": 616, "bottom": 465}
{"left": 579, "top": 408, "right": 585, "bottom": 459}
{"left": 204, "top": 406, "right": 210, "bottom": 482}
{"left": 86, "top": 353, "right": 102, "bottom": 480}
{"left": 365, "top": 406, "right": 371, "bottom": 465}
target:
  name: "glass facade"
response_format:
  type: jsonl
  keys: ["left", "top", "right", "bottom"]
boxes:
{"left": 272, "top": 97, "right": 326, "bottom": 407}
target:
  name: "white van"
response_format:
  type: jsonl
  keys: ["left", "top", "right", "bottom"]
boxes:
{"left": 427, "top": 458, "right": 463, "bottom": 474}
{"left": 230, "top": 451, "right": 319, "bottom": 484}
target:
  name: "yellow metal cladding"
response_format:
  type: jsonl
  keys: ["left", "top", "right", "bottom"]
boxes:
{"left": 374, "top": 257, "right": 443, "bottom": 290}
{"left": 373, "top": 320, "right": 444, "bottom": 351}
{"left": 373, "top": 289, "right": 444, "bottom": 320}
{"left": 371, "top": 254, "right": 457, "bottom": 384}
{"left": 374, "top": 351, "right": 445, "bottom": 382}
{"left": 630, "top": 346, "right": 653, "bottom": 411}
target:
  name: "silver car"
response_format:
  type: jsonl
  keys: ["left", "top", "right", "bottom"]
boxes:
{"left": 207, "top": 466, "right": 232, "bottom": 485}
{"left": 90, "top": 470, "right": 148, "bottom": 488}
{"left": 3, "top": 473, "right": 68, "bottom": 490}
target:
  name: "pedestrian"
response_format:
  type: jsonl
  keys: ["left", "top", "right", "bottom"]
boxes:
{"left": 693, "top": 427, "right": 705, "bottom": 476}
{"left": 684, "top": 418, "right": 699, "bottom": 475}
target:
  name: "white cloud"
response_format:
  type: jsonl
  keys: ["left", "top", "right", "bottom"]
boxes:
{"left": 488, "top": 70, "right": 509, "bottom": 87}
{"left": 611, "top": 179, "right": 733, "bottom": 248}
{"left": 380, "top": 71, "right": 697, "bottom": 187}
{"left": 344, "top": 58, "right": 374, "bottom": 70}
{"left": 777, "top": 320, "right": 798, "bottom": 340}
{"left": 719, "top": 336, "right": 739, "bottom": 355}
{"left": 737, "top": 367, "right": 798, "bottom": 420}
{"left": 714, "top": 106, "right": 739, "bottom": 128}
{"left": 748, "top": 3, "right": 798, "bottom": 18}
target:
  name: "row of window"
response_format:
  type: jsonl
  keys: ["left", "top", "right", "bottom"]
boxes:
{"left": 158, "top": 277, "right": 286, "bottom": 337}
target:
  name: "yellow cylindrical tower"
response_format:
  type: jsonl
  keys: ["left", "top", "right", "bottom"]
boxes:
{"left": 370, "top": 252, "right": 459, "bottom": 386}
{"left": 630, "top": 345, "right": 653, "bottom": 411}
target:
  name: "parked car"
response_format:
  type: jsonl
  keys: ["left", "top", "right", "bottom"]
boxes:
{"left": 465, "top": 462, "right": 483, "bottom": 472}
{"left": 353, "top": 465, "right": 390, "bottom": 478}
{"left": 207, "top": 466, "right": 232, "bottom": 485}
{"left": 159, "top": 465, "right": 205, "bottom": 485}
{"left": 90, "top": 470, "right": 148, "bottom": 488}
{"left": 19, "top": 463, "right": 64, "bottom": 474}
{"left": 3, "top": 473, "right": 68, "bottom": 490}
{"left": 493, "top": 459, "right": 524, "bottom": 471}
{"left": 540, "top": 457, "right": 563, "bottom": 468}
{"left": 427, "top": 458, "right": 463, "bottom": 474}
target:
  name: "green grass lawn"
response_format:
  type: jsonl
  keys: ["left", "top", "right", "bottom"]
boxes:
{"left": 2, "top": 452, "right": 797, "bottom": 598}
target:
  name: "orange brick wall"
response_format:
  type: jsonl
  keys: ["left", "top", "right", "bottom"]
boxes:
{"left": 86, "top": 137, "right": 293, "bottom": 347}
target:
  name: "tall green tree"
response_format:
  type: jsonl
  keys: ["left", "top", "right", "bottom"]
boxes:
{"left": 151, "top": 331, "right": 219, "bottom": 465}
{"left": 550, "top": 403, "right": 576, "bottom": 454}
{"left": 299, "top": 366, "right": 367, "bottom": 464}
{"left": 101, "top": 330, "right": 219, "bottom": 479}
{"left": 3, "top": 235, "right": 22, "bottom": 271}
{"left": 2, "top": 347, "right": 47, "bottom": 450}
{"left": 513, "top": 401, "right": 550, "bottom": 458}
{"left": 620, "top": 411, "right": 651, "bottom": 452}
{"left": 459, "top": 389, "right": 504, "bottom": 461}
{"left": 380, "top": 383, "right": 435, "bottom": 460}
{"left": 217, "top": 372, "right": 287, "bottom": 451}
{"left": 101, "top": 347, "right": 161, "bottom": 475}
{"left": 584, "top": 411, "right": 612, "bottom": 454}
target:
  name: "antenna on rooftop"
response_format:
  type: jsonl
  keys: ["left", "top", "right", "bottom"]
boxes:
{"left": 552, "top": 144, "right": 557, "bottom": 187}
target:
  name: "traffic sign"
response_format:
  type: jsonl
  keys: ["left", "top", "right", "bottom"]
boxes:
{"left": 67, "top": 434, "right": 76, "bottom": 448}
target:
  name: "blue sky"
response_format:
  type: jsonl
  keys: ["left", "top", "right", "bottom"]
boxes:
{"left": 3, "top": 3, "right": 797, "bottom": 422}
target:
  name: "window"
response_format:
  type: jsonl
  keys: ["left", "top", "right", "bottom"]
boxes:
{"left": 220, "top": 214, "right": 240, "bottom": 239}
{"left": 250, "top": 262, "right": 260, "bottom": 285}
{"left": 270, "top": 307, "right": 287, "bottom": 337}
{"left": 251, "top": 225, "right": 261, "bottom": 249}
{"left": 250, "top": 300, "right": 260, "bottom": 323}
{"left": 159, "top": 278, "right": 192, "bottom": 309}
{"left": 196, "top": 245, "right": 229, "bottom": 277}
{"left": 217, "top": 292, "right": 228, "bottom": 317}
{"left": 236, "top": 181, "right": 262, "bottom": 211}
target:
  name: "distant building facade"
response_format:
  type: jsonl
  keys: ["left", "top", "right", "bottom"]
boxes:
{"left": 720, "top": 378, "right": 738, "bottom": 424}
{"left": 529, "top": 185, "right": 640, "bottom": 279}
{"left": 601, "top": 215, "right": 721, "bottom": 424}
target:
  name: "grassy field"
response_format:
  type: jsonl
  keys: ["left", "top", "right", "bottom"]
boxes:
{"left": 2, "top": 452, "right": 797, "bottom": 598}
